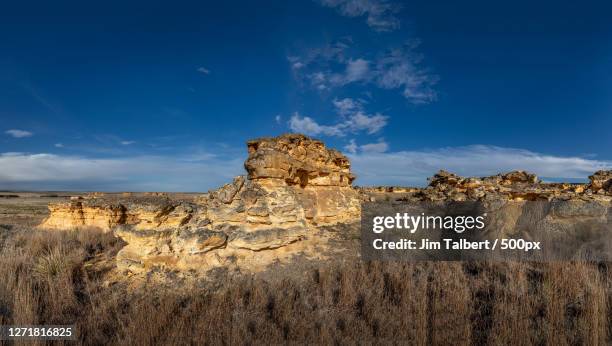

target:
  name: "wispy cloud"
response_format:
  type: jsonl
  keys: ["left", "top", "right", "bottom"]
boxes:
{"left": 344, "top": 139, "right": 359, "bottom": 154}
{"left": 289, "top": 98, "right": 388, "bottom": 137}
{"left": 19, "top": 82, "right": 63, "bottom": 115}
{"left": 0, "top": 152, "right": 244, "bottom": 192}
{"left": 318, "top": 0, "right": 401, "bottom": 32}
{"left": 333, "top": 97, "right": 363, "bottom": 116}
{"left": 197, "top": 67, "right": 210, "bottom": 74}
{"left": 289, "top": 114, "right": 345, "bottom": 136}
{"left": 290, "top": 40, "right": 437, "bottom": 104}
{"left": 360, "top": 140, "right": 389, "bottom": 153}
{"left": 344, "top": 58, "right": 371, "bottom": 83}
{"left": 54, "top": 143, "right": 64, "bottom": 148}
{"left": 348, "top": 145, "right": 612, "bottom": 186}
{"left": 5, "top": 129, "right": 33, "bottom": 138}
{"left": 344, "top": 138, "right": 388, "bottom": 153}
{"left": 120, "top": 141, "right": 136, "bottom": 145}
{"left": 375, "top": 40, "right": 438, "bottom": 104}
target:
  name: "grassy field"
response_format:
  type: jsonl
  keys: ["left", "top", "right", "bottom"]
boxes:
{"left": 0, "top": 196, "right": 610, "bottom": 345}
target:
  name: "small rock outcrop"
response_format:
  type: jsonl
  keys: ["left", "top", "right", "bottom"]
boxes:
{"left": 589, "top": 170, "right": 612, "bottom": 193}
{"left": 386, "top": 169, "right": 603, "bottom": 202}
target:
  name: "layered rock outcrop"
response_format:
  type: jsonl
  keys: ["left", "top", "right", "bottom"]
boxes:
{"left": 362, "top": 169, "right": 612, "bottom": 261}
{"left": 40, "top": 134, "right": 360, "bottom": 272}
{"left": 589, "top": 170, "right": 612, "bottom": 193}
{"left": 362, "top": 169, "right": 611, "bottom": 203}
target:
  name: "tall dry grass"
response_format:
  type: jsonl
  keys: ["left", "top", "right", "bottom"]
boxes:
{"left": 0, "top": 227, "right": 610, "bottom": 345}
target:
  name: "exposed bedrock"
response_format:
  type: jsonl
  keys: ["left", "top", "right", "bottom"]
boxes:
{"left": 40, "top": 134, "right": 360, "bottom": 272}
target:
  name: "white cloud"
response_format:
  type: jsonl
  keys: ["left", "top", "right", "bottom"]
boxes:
{"left": 344, "top": 139, "right": 358, "bottom": 154}
{"left": 54, "top": 143, "right": 64, "bottom": 148}
{"left": 374, "top": 40, "right": 438, "bottom": 104}
{"left": 197, "top": 67, "right": 210, "bottom": 74}
{"left": 334, "top": 98, "right": 387, "bottom": 134}
{"left": 360, "top": 140, "right": 388, "bottom": 153}
{"left": 333, "top": 97, "right": 363, "bottom": 116}
{"left": 344, "top": 138, "right": 389, "bottom": 154}
{"left": 348, "top": 145, "right": 612, "bottom": 186}
{"left": 288, "top": 106, "right": 387, "bottom": 137}
{"left": 5, "top": 129, "right": 33, "bottom": 138}
{"left": 291, "top": 40, "right": 437, "bottom": 104}
{"left": 0, "top": 152, "right": 244, "bottom": 192}
{"left": 318, "top": 0, "right": 401, "bottom": 32}
{"left": 121, "top": 141, "right": 135, "bottom": 145}
{"left": 275, "top": 115, "right": 282, "bottom": 124}
{"left": 288, "top": 113, "right": 344, "bottom": 136}
{"left": 344, "top": 58, "right": 370, "bottom": 83}
{"left": 349, "top": 111, "right": 387, "bottom": 134}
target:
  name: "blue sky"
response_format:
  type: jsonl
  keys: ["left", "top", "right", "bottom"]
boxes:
{"left": 1, "top": 0, "right": 611, "bottom": 191}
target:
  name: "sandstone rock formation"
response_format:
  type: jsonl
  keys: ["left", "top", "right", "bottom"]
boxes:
{"left": 40, "top": 134, "right": 360, "bottom": 272}
{"left": 589, "top": 170, "right": 612, "bottom": 193}
{"left": 361, "top": 169, "right": 609, "bottom": 203}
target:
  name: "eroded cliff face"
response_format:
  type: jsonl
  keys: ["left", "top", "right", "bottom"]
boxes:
{"left": 40, "top": 134, "right": 360, "bottom": 272}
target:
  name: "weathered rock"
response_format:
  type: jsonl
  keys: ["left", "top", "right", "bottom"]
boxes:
{"left": 500, "top": 171, "right": 539, "bottom": 184}
{"left": 40, "top": 200, "right": 126, "bottom": 231}
{"left": 174, "top": 229, "right": 228, "bottom": 254}
{"left": 39, "top": 197, "right": 192, "bottom": 232}
{"left": 40, "top": 134, "right": 361, "bottom": 273}
{"left": 245, "top": 134, "right": 355, "bottom": 187}
{"left": 589, "top": 170, "right": 612, "bottom": 192}
{"left": 210, "top": 176, "right": 245, "bottom": 204}
{"left": 229, "top": 227, "right": 305, "bottom": 250}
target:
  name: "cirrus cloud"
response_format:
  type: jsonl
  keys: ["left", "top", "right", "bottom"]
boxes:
{"left": 290, "top": 40, "right": 437, "bottom": 104}
{"left": 5, "top": 129, "right": 33, "bottom": 138}
{"left": 318, "top": 0, "right": 401, "bottom": 32}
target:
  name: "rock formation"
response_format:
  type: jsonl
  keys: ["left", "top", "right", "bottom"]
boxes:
{"left": 39, "top": 133, "right": 612, "bottom": 271}
{"left": 362, "top": 169, "right": 611, "bottom": 203}
{"left": 589, "top": 170, "right": 612, "bottom": 193}
{"left": 40, "top": 134, "right": 360, "bottom": 272}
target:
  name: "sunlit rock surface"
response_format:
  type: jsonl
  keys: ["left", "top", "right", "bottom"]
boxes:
{"left": 40, "top": 134, "right": 360, "bottom": 272}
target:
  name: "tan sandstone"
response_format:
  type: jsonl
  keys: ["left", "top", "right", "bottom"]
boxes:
{"left": 40, "top": 134, "right": 360, "bottom": 273}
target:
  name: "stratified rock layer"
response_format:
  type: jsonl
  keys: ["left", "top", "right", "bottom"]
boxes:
{"left": 361, "top": 169, "right": 611, "bottom": 203}
{"left": 40, "top": 134, "right": 360, "bottom": 272}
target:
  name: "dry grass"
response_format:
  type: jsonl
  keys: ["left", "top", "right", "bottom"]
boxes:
{"left": 0, "top": 226, "right": 610, "bottom": 345}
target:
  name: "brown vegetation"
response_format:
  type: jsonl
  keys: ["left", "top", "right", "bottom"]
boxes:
{"left": 0, "top": 225, "right": 610, "bottom": 345}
